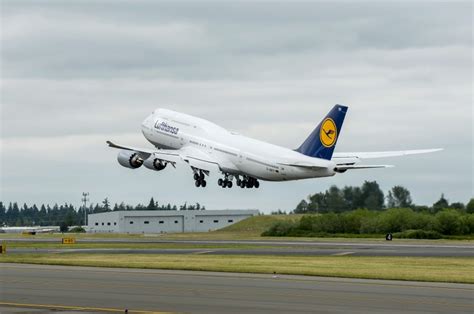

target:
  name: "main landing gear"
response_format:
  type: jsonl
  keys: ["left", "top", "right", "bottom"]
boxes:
{"left": 193, "top": 170, "right": 207, "bottom": 188}
{"left": 218, "top": 174, "right": 260, "bottom": 189}
{"left": 217, "top": 176, "right": 233, "bottom": 188}
{"left": 236, "top": 176, "right": 260, "bottom": 189}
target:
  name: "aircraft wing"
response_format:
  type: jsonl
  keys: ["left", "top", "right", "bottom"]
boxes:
{"left": 107, "top": 141, "right": 156, "bottom": 156}
{"left": 107, "top": 141, "right": 233, "bottom": 174}
{"left": 107, "top": 141, "right": 180, "bottom": 165}
{"left": 178, "top": 146, "right": 221, "bottom": 174}
{"left": 332, "top": 148, "right": 442, "bottom": 159}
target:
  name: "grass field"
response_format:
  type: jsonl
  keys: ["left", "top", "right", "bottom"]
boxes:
{"left": 1, "top": 253, "right": 472, "bottom": 284}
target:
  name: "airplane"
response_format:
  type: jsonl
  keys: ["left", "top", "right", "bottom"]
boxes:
{"left": 107, "top": 105, "right": 441, "bottom": 189}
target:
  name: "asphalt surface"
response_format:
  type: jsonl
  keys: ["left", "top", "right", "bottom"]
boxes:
{"left": 3, "top": 238, "right": 474, "bottom": 257}
{"left": 0, "top": 263, "right": 472, "bottom": 314}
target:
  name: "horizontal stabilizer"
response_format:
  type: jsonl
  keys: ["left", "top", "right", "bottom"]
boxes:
{"left": 333, "top": 148, "right": 442, "bottom": 159}
{"left": 335, "top": 164, "right": 394, "bottom": 171}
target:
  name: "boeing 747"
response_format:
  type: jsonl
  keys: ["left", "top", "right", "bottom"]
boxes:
{"left": 107, "top": 105, "right": 441, "bottom": 188}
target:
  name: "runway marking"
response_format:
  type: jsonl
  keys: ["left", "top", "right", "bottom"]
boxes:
{"left": 193, "top": 250, "right": 214, "bottom": 254}
{"left": 0, "top": 301, "right": 172, "bottom": 313}
{"left": 332, "top": 252, "right": 355, "bottom": 256}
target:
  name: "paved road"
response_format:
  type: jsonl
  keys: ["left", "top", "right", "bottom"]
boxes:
{"left": 0, "top": 263, "right": 472, "bottom": 313}
{"left": 4, "top": 238, "right": 474, "bottom": 257}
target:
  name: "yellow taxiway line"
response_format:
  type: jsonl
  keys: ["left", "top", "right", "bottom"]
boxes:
{"left": 0, "top": 301, "right": 174, "bottom": 313}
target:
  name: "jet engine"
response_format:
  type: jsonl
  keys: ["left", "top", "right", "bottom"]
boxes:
{"left": 117, "top": 150, "right": 143, "bottom": 169}
{"left": 143, "top": 157, "right": 167, "bottom": 171}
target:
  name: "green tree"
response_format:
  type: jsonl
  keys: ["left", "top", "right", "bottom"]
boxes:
{"left": 361, "top": 181, "right": 384, "bottom": 210}
{"left": 59, "top": 221, "right": 69, "bottom": 233}
{"left": 294, "top": 200, "right": 308, "bottom": 213}
{"left": 147, "top": 197, "right": 157, "bottom": 210}
{"left": 466, "top": 199, "right": 474, "bottom": 214}
{"left": 342, "top": 186, "right": 363, "bottom": 210}
{"left": 102, "top": 198, "right": 111, "bottom": 212}
{"left": 432, "top": 194, "right": 449, "bottom": 213}
{"left": 325, "top": 186, "right": 348, "bottom": 212}
{"left": 449, "top": 202, "right": 465, "bottom": 210}
{"left": 387, "top": 186, "right": 412, "bottom": 208}
{"left": 308, "top": 192, "right": 326, "bottom": 213}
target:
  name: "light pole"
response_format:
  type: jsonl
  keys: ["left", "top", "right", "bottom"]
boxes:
{"left": 82, "top": 192, "right": 89, "bottom": 227}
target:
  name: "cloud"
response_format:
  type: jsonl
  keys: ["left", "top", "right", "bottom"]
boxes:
{"left": 0, "top": 1, "right": 472, "bottom": 209}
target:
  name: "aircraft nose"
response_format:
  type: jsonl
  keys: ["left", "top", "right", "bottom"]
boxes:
{"left": 141, "top": 115, "right": 153, "bottom": 131}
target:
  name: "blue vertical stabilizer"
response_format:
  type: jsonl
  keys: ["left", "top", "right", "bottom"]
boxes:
{"left": 296, "top": 105, "right": 348, "bottom": 160}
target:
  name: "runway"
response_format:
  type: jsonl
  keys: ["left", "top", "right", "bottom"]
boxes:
{"left": 9, "top": 245, "right": 474, "bottom": 257}
{"left": 4, "top": 238, "right": 474, "bottom": 257}
{"left": 0, "top": 263, "right": 472, "bottom": 313}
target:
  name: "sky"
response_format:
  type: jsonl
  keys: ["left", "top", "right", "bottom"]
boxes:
{"left": 1, "top": 1, "right": 472, "bottom": 212}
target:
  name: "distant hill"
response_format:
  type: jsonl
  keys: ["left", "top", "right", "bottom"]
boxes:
{"left": 218, "top": 215, "right": 303, "bottom": 233}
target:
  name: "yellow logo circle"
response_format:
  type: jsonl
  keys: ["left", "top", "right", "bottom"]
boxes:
{"left": 320, "top": 118, "right": 337, "bottom": 148}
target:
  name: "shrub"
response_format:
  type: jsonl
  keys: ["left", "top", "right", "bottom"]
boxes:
{"left": 394, "top": 229, "right": 442, "bottom": 239}
{"left": 435, "top": 209, "right": 462, "bottom": 235}
{"left": 262, "top": 209, "right": 474, "bottom": 237}
{"left": 59, "top": 222, "right": 69, "bottom": 233}
{"left": 459, "top": 214, "right": 474, "bottom": 235}
{"left": 261, "top": 221, "right": 296, "bottom": 236}
{"left": 68, "top": 226, "right": 86, "bottom": 233}
{"left": 341, "top": 209, "right": 373, "bottom": 233}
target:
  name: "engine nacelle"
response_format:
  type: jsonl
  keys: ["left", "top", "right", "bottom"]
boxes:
{"left": 117, "top": 150, "right": 143, "bottom": 169}
{"left": 143, "top": 157, "right": 167, "bottom": 171}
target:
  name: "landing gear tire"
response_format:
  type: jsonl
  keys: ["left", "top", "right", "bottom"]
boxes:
{"left": 254, "top": 181, "right": 260, "bottom": 188}
{"left": 227, "top": 181, "right": 233, "bottom": 188}
{"left": 195, "top": 180, "right": 201, "bottom": 187}
{"left": 201, "top": 180, "right": 207, "bottom": 187}
{"left": 200, "top": 172, "right": 205, "bottom": 180}
{"left": 218, "top": 178, "right": 223, "bottom": 186}
{"left": 240, "top": 181, "right": 245, "bottom": 188}
{"left": 193, "top": 173, "right": 199, "bottom": 181}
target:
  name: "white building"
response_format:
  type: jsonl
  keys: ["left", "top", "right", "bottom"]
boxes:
{"left": 87, "top": 210, "right": 259, "bottom": 233}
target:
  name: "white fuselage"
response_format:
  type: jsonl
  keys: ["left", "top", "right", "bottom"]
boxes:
{"left": 140, "top": 109, "right": 335, "bottom": 181}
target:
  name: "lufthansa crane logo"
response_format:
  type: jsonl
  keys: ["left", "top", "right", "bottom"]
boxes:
{"left": 320, "top": 118, "right": 337, "bottom": 148}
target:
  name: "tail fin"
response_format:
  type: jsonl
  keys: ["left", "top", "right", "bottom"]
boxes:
{"left": 296, "top": 104, "right": 348, "bottom": 160}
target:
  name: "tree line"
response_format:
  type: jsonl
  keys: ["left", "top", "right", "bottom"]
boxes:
{"left": 293, "top": 181, "right": 473, "bottom": 214}
{"left": 262, "top": 208, "right": 474, "bottom": 238}
{"left": 0, "top": 197, "right": 205, "bottom": 227}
